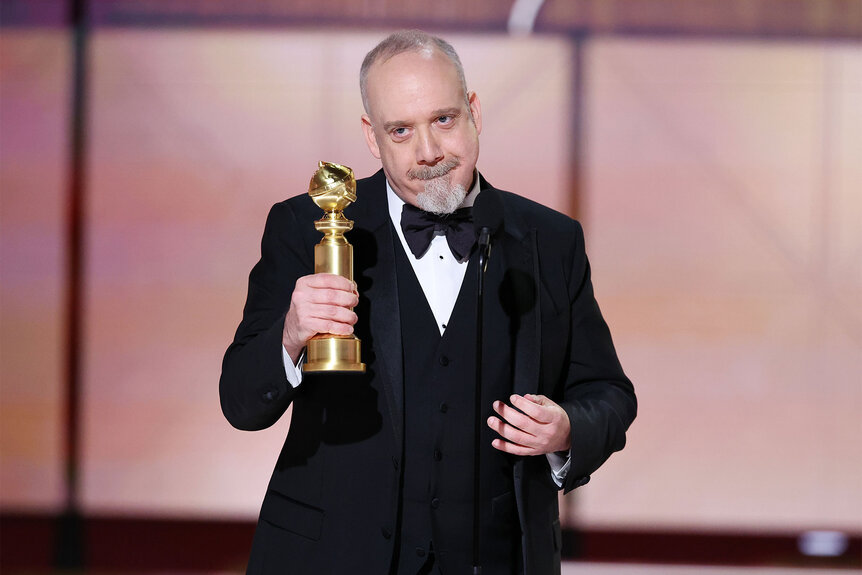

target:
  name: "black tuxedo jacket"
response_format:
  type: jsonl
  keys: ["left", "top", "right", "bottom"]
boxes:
{"left": 220, "top": 170, "right": 636, "bottom": 574}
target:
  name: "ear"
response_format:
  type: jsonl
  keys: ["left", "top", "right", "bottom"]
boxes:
{"left": 361, "top": 114, "right": 381, "bottom": 159}
{"left": 467, "top": 91, "right": 482, "bottom": 136}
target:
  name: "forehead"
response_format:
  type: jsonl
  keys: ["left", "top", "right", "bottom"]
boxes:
{"left": 365, "top": 49, "right": 465, "bottom": 121}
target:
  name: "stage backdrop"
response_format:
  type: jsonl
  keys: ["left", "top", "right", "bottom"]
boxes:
{"left": 581, "top": 37, "right": 861, "bottom": 531}
{"left": 1, "top": 30, "right": 860, "bottom": 534}
{"left": 1, "top": 29, "right": 69, "bottom": 511}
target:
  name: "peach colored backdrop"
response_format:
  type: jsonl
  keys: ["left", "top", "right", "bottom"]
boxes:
{"left": 1, "top": 30, "right": 859, "bottom": 534}
{"left": 1, "top": 30, "right": 69, "bottom": 511}
{"left": 581, "top": 38, "right": 861, "bottom": 532}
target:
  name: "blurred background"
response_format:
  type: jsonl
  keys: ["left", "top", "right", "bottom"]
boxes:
{"left": 1, "top": 0, "right": 860, "bottom": 572}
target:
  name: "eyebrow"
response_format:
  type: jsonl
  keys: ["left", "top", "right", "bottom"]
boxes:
{"left": 430, "top": 107, "right": 461, "bottom": 119}
{"left": 381, "top": 107, "right": 463, "bottom": 133}
{"left": 382, "top": 119, "right": 408, "bottom": 132}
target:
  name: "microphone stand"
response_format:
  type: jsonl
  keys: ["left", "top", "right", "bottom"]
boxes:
{"left": 473, "top": 227, "right": 492, "bottom": 575}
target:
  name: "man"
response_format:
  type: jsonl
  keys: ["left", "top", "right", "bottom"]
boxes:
{"left": 220, "top": 30, "right": 636, "bottom": 574}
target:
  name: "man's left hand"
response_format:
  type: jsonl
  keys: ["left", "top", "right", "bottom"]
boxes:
{"left": 488, "top": 394, "right": 571, "bottom": 456}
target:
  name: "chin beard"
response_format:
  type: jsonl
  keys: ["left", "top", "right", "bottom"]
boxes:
{"left": 409, "top": 157, "right": 468, "bottom": 215}
{"left": 416, "top": 176, "right": 467, "bottom": 215}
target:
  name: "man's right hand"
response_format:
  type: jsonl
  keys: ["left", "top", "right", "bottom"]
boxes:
{"left": 282, "top": 273, "right": 359, "bottom": 362}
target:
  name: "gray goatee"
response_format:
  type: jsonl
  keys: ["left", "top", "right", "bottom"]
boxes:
{"left": 408, "top": 157, "right": 467, "bottom": 215}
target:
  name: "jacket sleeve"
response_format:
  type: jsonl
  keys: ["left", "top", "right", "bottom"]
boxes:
{"left": 219, "top": 201, "right": 314, "bottom": 431}
{"left": 558, "top": 221, "right": 637, "bottom": 493}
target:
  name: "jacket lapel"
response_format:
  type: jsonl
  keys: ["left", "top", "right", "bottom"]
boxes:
{"left": 349, "top": 171, "right": 405, "bottom": 444}
{"left": 481, "top": 181, "right": 541, "bottom": 398}
{"left": 479, "top": 182, "right": 545, "bottom": 575}
{"left": 505, "top": 229, "right": 541, "bottom": 398}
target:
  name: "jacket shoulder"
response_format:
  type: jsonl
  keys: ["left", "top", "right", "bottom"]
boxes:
{"left": 496, "top": 189, "right": 583, "bottom": 240}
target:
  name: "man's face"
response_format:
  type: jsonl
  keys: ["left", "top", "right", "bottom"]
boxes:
{"left": 361, "top": 48, "right": 482, "bottom": 213}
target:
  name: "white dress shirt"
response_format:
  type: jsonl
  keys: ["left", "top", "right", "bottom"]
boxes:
{"left": 282, "top": 174, "right": 569, "bottom": 485}
{"left": 386, "top": 178, "right": 478, "bottom": 334}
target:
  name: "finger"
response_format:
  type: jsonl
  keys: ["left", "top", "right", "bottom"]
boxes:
{"left": 487, "top": 415, "right": 536, "bottom": 447}
{"left": 293, "top": 278, "right": 359, "bottom": 309}
{"left": 298, "top": 301, "right": 351, "bottom": 319}
{"left": 306, "top": 304, "right": 357, "bottom": 324}
{"left": 303, "top": 306, "right": 357, "bottom": 332}
{"left": 491, "top": 438, "right": 536, "bottom": 456}
{"left": 303, "top": 288, "right": 359, "bottom": 308}
{"left": 302, "top": 316, "right": 355, "bottom": 336}
{"left": 301, "top": 273, "right": 355, "bottom": 291}
{"left": 290, "top": 305, "right": 356, "bottom": 338}
{"left": 509, "top": 394, "right": 553, "bottom": 423}
{"left": 523, "top": 393, "right": 547, "bottom": 405}
{"left": 492, "top": 400, "right": 536, "bottom": 432}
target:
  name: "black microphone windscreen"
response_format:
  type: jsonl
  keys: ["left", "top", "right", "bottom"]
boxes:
{"left": 473, "top": 189, "right": 504, "bottom": 236}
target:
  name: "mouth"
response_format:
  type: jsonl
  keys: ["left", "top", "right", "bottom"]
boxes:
{"left": 408, "top": 157, "right": 461, "bottom": 181}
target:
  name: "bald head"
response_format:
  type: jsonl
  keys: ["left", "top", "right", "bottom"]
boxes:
{"left": 360, "top": 29, "right": 469, "bottom": 114}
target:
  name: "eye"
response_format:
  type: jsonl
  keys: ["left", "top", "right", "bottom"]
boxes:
{"left": 389, "top": 126, "right": 411, "bottom": 141}
{"left": 437, "top": 115, "right": 454, "bottom": 125}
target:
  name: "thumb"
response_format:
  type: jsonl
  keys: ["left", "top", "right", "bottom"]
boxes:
{"left": 525, "top": 394, "right": 548, "bottom": 405}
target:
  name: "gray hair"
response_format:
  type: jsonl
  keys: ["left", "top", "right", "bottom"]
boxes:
{"left": 360, "top": 30, "right": 468, "bottom": 114}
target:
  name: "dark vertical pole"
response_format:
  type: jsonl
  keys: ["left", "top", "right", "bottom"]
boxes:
{"left": 472, "top": 236, "right": 489, "bottom": 575}
{"left": 55, "top": 0, "right": 88, "bottom": 568}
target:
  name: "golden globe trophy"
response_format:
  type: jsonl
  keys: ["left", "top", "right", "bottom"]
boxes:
{"left": 303, "top": 161, "right": 366, "bottom": 373}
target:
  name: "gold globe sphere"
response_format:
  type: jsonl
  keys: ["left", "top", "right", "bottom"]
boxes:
{"left": 308, "top": 161, "right": 357, "bottom": 212}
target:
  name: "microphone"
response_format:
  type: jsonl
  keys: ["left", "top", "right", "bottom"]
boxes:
{"left": 473, "top": 189, "right": 504, "bottom": 275}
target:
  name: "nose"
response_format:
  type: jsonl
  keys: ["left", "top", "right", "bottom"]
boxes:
{"left": 415, "top": 127, "right": 443, "bottom": 165}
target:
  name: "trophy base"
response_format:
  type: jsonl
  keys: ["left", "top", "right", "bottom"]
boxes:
{"left": 304, "top": 334, "right": 366, "bottom": 373}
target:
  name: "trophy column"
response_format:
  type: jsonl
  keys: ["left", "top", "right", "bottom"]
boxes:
{"left": 304, "top": 161, "right": 366, "bottom": 373}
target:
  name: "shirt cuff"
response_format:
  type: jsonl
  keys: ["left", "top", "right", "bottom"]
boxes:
{"left": 282, "top": 346, "right": 304, "bottom": 388}
{"left": 546, "top": 450, "right": 571, "bottom": 488}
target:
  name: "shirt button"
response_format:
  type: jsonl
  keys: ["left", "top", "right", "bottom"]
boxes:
{"left": 439, "top": 355, "right": 449, "bottom": 367}
{"left": 381, "top": 527, "right": 392, "bottom": 539}
{"left": 261, "top": 389, "right": 279, "bottom": 403}
{"left": 439, "top": 402, "right": 448, "bottom": 414}
{"left": 433, "top": 449, "right": 442, "bottom": 461}
{"left": 416, "top": 547, "right": 426, "bottom": 557}
{"left": 430, "top": 498, "right": 440, "bottom": 509}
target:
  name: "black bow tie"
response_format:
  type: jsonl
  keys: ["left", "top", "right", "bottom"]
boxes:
{"left": 400, "top": 204, "right": 475, "bottom": 261}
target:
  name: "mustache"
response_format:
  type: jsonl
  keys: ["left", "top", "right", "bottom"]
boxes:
{"left": 408, "top": 157, "right": 461, "bottom": 181}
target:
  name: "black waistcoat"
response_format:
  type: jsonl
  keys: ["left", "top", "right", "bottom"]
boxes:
{"left": 393, "top": 238, "right": 520, "bottom": 574}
